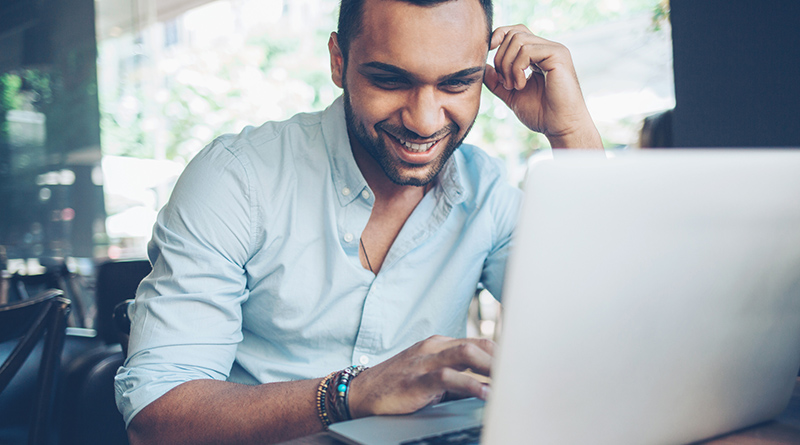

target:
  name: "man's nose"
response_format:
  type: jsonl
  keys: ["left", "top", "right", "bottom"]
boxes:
{"left": 401, "top": 87, "right": 446, "bottom": 139}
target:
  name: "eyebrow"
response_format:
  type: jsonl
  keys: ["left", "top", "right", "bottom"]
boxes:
{"left": 359, "top": 62, "right": 484, "bottom": 82}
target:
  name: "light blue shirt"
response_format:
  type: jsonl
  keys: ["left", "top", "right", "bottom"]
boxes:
{"left": 114, "top": 96, "right": 522, "bottom": 427}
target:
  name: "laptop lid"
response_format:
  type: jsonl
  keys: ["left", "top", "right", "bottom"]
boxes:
{"left": 483, "top": 149, "right": 800, "bottom": 444}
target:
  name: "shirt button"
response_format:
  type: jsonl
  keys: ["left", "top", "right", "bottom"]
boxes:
{"left": 361, "top": 190, "right": 370, "bottom": 200}
{"left": 359, "top": 355, "right": 370, "bottom": 365}
{"left": 342, "top": 187, "right": 351, "bottom": 196}
{"left": 344, "top": 233, "right": 354, "bottom": 243}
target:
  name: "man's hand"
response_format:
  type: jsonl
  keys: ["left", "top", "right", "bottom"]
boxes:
{"left": 348, "top": 336, "right": 494, "bottom": 418}
{"left": 484, "top": 25, "right": 603, "bottom": 149}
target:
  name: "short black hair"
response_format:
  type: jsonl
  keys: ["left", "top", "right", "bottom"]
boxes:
{"left": 337, "top": 0, "right": 493, "bottom": 63}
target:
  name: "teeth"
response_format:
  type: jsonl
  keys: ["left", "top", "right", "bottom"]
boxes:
{"left": 399, "top": 139, "right": 436, "bottom": 153}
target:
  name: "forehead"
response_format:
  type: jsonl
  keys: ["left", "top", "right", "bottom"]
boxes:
{"left": 350, "top": 0, "right": 488, "bottom": 75}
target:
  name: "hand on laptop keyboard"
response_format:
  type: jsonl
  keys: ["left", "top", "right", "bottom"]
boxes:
{"left": 349, "top": 336, "right": 493, "bottom": 418}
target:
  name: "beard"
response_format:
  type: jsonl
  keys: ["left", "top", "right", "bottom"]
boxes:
{"left": 343, "top": 89, "right": 474, "bottom": 187}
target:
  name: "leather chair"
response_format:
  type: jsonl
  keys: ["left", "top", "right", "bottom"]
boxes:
{"left": 56, "top": 260, "right": 150, "bottom": 445}
{"left": 58, "top": 344, "right": 127, "bottom": 445}
{"left": 94, "top": 260, "right": 151, "bottom": 345}
{"left": 0, "top": 290, "right": 70, "bottom": 445}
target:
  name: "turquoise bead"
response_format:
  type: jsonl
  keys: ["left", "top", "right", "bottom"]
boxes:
{"left": 338, "top": 384, "right": 347, "bottom": 393}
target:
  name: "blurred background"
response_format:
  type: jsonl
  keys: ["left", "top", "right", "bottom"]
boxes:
{"left": 3, "top": 0, "right": 799, "bottom": 329}
{"left": 1, "top": 0, "right": 674, "bottom": 272}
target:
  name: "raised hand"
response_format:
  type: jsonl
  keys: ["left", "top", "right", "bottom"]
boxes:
{"left": 484, "top": 24, "right": 603, "bottom": 149}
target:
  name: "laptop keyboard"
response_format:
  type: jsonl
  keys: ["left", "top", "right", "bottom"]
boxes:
{"left": 399, "top": 425, "right": 482, "bottom": 444}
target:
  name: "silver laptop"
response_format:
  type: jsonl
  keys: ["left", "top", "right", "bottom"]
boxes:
{"left": 329, "top": 149, "right": 800, "bottom": 445}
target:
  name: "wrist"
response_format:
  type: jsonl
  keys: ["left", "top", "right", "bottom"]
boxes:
{"left": 319, "top": 365, "right": 368, "bottom": 428}
{"left": 546, "top": 119, "right": 603, "bottom": 149}
{"left": 346, "top": 367, "right": 370, "bottom": 419}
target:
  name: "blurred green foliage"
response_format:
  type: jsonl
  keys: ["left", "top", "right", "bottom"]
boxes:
{"left": 98, "top": 0, "right": 667, "bottom": 165}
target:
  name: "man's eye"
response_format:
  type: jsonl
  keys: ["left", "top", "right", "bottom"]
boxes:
{"left": 372, "top": 76, "right": 409, "bottom": 89}
{"left": 441, "top": 79, "right": 474, "bottom": 92}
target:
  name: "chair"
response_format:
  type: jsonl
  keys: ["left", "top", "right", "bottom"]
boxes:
{"left": 7, "top": 262, "right": 90, "bottom": 328}
{"left": 94, "top": 260, "right": 151, "bottom": 345}
{"left": 58, "top": 344, "right": 128, "bottom": 445}
{"left": 113, "top": 299, "right": 134, "bottom": 357}
{"left": 57, "top": 286, "right": 140, "bottom": 445}
{"left": 0, "top": 289, "right": 70, "bottom": 445}
{"left": 56, "top": 260, "right": 149, "bottom": 445}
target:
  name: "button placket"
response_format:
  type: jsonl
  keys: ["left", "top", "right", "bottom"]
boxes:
{"left": 352, "top": 281, "right": 382, "bottom": 364}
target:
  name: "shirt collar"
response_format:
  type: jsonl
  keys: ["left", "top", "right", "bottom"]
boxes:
{"left": 322, "top": 96, "right": 369, "bottom": 207}
{"left": 437, "top": 154, "right": 467, "bottom": 206}
{"left": 321, "top": 95, "right": 467, "bottom": 207}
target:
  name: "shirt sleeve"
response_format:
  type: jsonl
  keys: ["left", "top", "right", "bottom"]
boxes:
{"left": 479, "top": 165, "right": 523, "bottom": 302}
{"left": 115, "top": 136, "right": 258, "bottom": 427}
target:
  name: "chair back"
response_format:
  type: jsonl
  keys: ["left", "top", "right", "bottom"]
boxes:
{"left": 59, "top": 345, "right": 128, "bottom": 445}
{"left": 7, "top": 262, "right": 89, "bottom": 328}
{"left": 113, "top": 300, "right": 134, "bottom": 357}
{"left": 94, "top": 260, "right": 151, "bottom": 345}
{"left": 0, "top": 289, "right": 71, "bottom": 445}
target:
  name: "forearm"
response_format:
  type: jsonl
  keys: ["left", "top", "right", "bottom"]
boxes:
{"left": 128, "top": 378, "right": 324, "bottom": 445}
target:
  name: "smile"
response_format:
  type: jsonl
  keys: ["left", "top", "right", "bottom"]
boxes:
{"left": 391, "top": 134, "right": 444, "bottom": 153}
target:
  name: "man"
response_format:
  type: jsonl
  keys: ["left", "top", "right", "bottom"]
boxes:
{"left": 115, "top": 0, "right": 602, "bottom": 443}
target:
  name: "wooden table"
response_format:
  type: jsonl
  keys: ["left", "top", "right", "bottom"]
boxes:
{"left": 279, "top": 378, "right": 800, "bottom": 444}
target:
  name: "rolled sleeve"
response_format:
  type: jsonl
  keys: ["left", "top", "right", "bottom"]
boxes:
{"left": 115, "top": 346, "right": 233, "bottom": 427}
{"left": 115, "top": 136, "right": 258, "bottom": 427}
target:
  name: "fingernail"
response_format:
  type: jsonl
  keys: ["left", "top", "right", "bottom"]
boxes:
{"left": 481, "top": 385, "right": 492, "bottom": 400}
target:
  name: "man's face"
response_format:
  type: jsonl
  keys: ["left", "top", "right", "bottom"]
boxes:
{"left": 333, "top": 0, "right": 489, "bottom": 186}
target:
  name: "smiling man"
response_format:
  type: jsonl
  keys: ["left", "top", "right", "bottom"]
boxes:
{"left": 115, "top": 0, "right": 601, "bottom": 443}
{"left": 338, "top": 1, "right": 486, "bottom": 189}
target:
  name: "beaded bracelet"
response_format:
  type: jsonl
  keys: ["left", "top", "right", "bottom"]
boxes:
{"left": 335, "top": 365, "right": 366, "bottom": 421}
{"left": 325, "top": 370, "right": 346, "bottom": 423}
{"left": 318, "top": 365, "right": 368, "bottom": 428}
{"left": 316, "top": 371, "right": 337, "bottom": 429}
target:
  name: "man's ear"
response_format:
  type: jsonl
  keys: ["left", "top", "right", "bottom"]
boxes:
{"left": 329, "top": 32, "right": 345, "bottom": 89}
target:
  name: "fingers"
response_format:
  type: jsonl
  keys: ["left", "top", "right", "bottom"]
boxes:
{"left": 490, "top": 24, "right": 571, "bottom": 91}
{"left": 420, "top": 367, "right": 491, "bottom": 401}
{"left": 485, "top": 24, "right": 601, "bottom": 147}
{"left": 349, "top": 336, "right": 496, "bottom": 417}
{"left": 489, "top": 26, "right": 506, "bottom": 50}
{"left": 414, "top": 338, "right": 493, "bottom": 401}
{"left": 412, "top": 336, "right": 494, "bottom": 375}
{"left": 419, "top": 338, "right": 493, "bottom": 400}
{"left": 482, "top": 64, "right": 506, "bottom": 99}
{"left": 433, "top": 339, "right": 493, "bottom": 376}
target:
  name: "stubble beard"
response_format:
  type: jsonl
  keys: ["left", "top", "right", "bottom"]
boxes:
{"left": 342, "top": 88, "right": 474, "bottom": 187}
